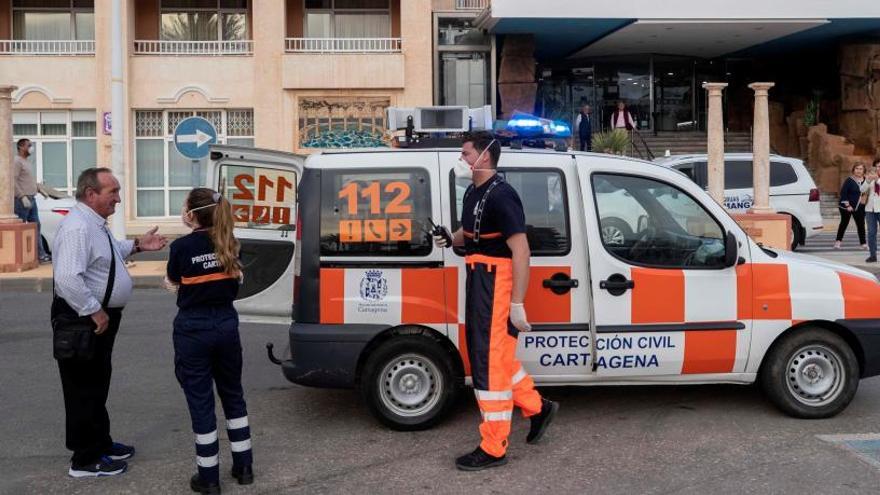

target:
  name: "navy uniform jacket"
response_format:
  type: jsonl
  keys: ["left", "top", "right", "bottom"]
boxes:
{"left": 167, "top": 231, "right": 239, "bottom": 309}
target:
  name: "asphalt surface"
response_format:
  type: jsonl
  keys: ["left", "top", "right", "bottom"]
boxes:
{"left": 4, "top": 289, "right": 880, "bottom": 494}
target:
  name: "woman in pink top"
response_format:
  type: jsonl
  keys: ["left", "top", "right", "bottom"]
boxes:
{"left": 610, "top": 101, "right": 636, "bottom": 130}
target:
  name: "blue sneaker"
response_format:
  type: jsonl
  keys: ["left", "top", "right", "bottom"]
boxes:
{"left": 107, "top": 442, "right": 135, "bottom": 461}
{"left": 68, "top": 456, "right": 127, "bottom": 478}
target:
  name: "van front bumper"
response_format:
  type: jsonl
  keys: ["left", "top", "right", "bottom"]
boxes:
{"left": 837, "top": 319, "right": 880, "bottom": 378}
{"left": 281, "top": 323, "right": 389, "bottom": 389}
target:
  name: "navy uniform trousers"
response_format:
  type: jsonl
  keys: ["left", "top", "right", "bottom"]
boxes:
{"left": 173, "top": 305, "right": 252, "bottom": 483}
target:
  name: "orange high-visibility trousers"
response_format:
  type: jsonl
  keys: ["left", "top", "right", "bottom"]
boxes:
{"left": 465, "top": 254, "right": 543, "bottom": 457}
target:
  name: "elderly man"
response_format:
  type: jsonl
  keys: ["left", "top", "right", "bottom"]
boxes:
{"left": 13, "top": 138, "right": 50, "bottom": 262}
{"left": 53, "top": 167, "right": 166, "bottom": 478}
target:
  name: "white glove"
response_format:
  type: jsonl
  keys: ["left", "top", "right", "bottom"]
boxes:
{"left": 20, "top": 196, "right": 32, "bottom": 209}
{"left": 510, "top": 302, "right": 532, "bottom": 332}
{"left": 433, "top": 234, "right": 450, "bottom": 248}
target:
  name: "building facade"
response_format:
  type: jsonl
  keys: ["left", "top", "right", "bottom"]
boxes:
{"left": 1, "top": 0, "right": 443, "bottom": 233}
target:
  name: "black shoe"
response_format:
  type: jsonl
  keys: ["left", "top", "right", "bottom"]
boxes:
{"left": 455, "top": 447, "right": 507, "bottom": 471}
{"left": 107, "top": 442, "right": 135, "bottom": 461}
{"left": 526, "top": 399, "right": 560, "bottom": 444}
{"left": 190, "top": 474, "right": 221, "bottom": 494}
{"left": 68, "top": 456, "right": 127, "bottom": 478}
{"left": 231, "top": 465, "right": 254, "bottom": 485}
{"left": 867, "top": 256, "right": 877, "bottom": 263}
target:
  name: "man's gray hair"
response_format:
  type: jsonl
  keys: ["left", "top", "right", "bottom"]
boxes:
{"left": 75, "top": 167, "right": 114, "bottom": 201}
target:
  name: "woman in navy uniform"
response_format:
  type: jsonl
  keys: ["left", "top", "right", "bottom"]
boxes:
{"left": 166, "top": 188, "right": 253, "bottom": 494}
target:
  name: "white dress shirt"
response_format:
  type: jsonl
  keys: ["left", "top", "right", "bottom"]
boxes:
{"left": 53, "top": 203, "right": 136, "bottom": 316}
{"left": 864, "top": 180, "right": 880, "bottom": 213}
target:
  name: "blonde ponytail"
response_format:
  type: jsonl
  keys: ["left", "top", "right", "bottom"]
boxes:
{"left": 211, "top": 195, "right": 241, "bottom": 277}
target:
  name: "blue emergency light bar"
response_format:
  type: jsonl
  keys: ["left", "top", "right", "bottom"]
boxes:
{"left": 505, "top": 112, "right": 571, "bottom": 138}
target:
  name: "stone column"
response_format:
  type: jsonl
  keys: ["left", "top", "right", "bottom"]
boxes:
{"left": 703, "top": 82, "right": 728, "bottom": 205}
{"left": 749, "top": 82, "right": 775, "bottom": 213}
{"left": 0, "top": 85, "right": 19, "bottom": 223}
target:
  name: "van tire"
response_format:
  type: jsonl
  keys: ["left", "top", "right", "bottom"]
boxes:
{"left": 360, "top": 335, "right": 459, "bottom": 431}
{"left": 759, "top": 327, "right": 859, "bottom": 419}
{"left": 789, "top": 216, "right": 801, "bottom": 251}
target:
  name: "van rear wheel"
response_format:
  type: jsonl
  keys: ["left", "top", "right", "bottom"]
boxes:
{"left": 759, "top": 327, "right": 859, "bottom": 418}
{"left": 360, "top": 335, "right": 459, "bottom": 431}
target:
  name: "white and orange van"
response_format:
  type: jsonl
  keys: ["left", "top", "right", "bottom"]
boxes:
{"left": 208, "top": 144, "right": 880, "bottom": 430}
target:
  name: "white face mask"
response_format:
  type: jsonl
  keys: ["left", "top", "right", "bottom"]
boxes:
{"left": 454, "top": 159, "right": 473, "bottom": 179}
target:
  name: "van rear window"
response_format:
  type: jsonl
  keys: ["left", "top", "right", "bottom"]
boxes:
{"left": 319, "top": 168, "right": 432, "bottom": 257}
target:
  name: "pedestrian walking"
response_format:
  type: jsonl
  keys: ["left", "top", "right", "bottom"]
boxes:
{"left": 165, "top": 188, "right": 254, "bottom": 494}
{"left": 13, "top": 138, "right": 50, "bottom": 262}
{"left": 575, "top": 104, "right": 593, "bottom": 152}
{"left": 52, "top": 167, "right": 166, "bottom": 478}
{"left": 864, "top": 159, "right": 880, "bottom": 262}
{"left": 610, "top": 100, "right": 636, "bottom": 130}
{"left": 433, "top": 131, "right": 559, "bottom": 471}
{"left": 834, "top": 163, "right": 869, "bottom": 250}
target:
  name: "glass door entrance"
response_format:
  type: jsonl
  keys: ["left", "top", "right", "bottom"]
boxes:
{"left": 653, "top": 57, "right": 695, "bottom": 131}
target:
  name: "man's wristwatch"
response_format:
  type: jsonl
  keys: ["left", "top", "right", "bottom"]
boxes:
{"left": 133, "top": 238, "right": 141, "bottom": 254}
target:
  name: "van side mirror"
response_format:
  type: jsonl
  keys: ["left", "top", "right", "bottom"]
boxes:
{"left": 724, "top": 231, "right": 738, "bottom": 267}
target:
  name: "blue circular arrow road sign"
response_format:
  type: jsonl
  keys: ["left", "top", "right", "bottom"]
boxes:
{"left": 173, "top": 116, "right": 218, "bottom": 160}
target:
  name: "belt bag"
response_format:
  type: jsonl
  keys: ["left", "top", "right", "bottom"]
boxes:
{"left": 51, "top": 231, "right": 116, "bottom": 361}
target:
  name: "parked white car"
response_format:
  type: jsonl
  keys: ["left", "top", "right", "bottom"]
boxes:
{"left": 655, "top": 153, "right": 824, "bottom": 250}
{"left": 34, "top": 184, "right": 76, "bottom": 254}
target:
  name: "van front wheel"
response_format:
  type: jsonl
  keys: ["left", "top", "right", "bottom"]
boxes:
{"left": 360, "top": 335, "right": 459, "bottom": 431}
{"left": 760, "top": 327, "right": 859, "bottom": 418}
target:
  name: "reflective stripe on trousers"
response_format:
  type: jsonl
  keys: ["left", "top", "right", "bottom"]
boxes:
{"left": 465, "top": 255, "right": 543, "bottom": 457}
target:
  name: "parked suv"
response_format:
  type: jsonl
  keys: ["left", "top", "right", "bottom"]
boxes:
{"left": 656, "top": 153, "right": 823, "bottom": 250}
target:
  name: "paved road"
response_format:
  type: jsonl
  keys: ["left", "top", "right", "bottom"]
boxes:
{"left": 4, "top": 290, "right": 880, "bottom": 494}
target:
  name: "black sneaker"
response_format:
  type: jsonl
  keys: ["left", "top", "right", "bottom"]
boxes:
{"left": 526, "top": 399, "right": 559, "bottom": 444}
{"left": 190, "top": 474, "right": 221, "bottom": 494}
{"left": 867, "top": 256, "right": 877, "bottom": 263}
{"left": 455, "top": 447, "right": 507, "bottom": 471}
{"left": 107, "top": 442, "right": 135, "bottom": 461}
{"left": 68, "top": 456, "right": 127, "bottom": 478}
{"left": 231, "top": 465, "right": 254, "bottom": 485}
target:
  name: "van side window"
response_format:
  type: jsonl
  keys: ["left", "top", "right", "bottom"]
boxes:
{"left": 592, "top": 173, "right": 726, "bottom": 268}
{"left": 218, "top": 165, "right": 297, "bottom": 230}
{"left": 451, "top": 169, "right": 570, "bottom": 256}
{"left": 724, "top": 160, "right": 798, "bottom": 188}
{"left": 320, "top": 168, "right": 432, "bottom": 257}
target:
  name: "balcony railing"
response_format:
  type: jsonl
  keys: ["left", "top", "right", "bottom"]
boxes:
{"left": 133, "top": 40, "right": 253, "bottom": 56}
{"left": 0, "top": 40, "right": 95, "bottom": 55}
{"left": 285, "top": 38, "right": 402, "bottom": 53}
{"left": 455, "top": 0, "right": 488, "bottom": 9}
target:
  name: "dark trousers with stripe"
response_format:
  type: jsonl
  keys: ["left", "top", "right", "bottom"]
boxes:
{"left": 173, "top": 305, "right": 252, "bottom": 482}
{"left": 465, "top": 255, "right": 543, "bottom": 457}
{"left": 57, "top": 308, "right": 123, "bottom": 466}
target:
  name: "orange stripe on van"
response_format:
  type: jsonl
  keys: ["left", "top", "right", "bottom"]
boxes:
{"left": 838, "top": 272, "right": 880, "bottom": 319}
{"left": 631, "top": 268, "right": 684, "bottom": 324}
{"left": 751, "top": 264, "right": 792, "bottom": 320}
{"left": 681, "top": 330, "right": 737, "bottom": 374}
{"left": 319, "top": 268, "right": 345, "bottom": 324}
{"left": 401, "top": 267, "right": 458, "bottom": 324}
{"left": 525, "top": 266, "right": 571, "bottom": 323}
{"left": 736, "top": 264, "right": 753, "bottom": 320}
{"left": 179, "top": 272, "right": 238, "bottom": 285}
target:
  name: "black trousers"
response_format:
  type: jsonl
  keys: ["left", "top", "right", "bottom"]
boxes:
{"left": 579, "top": 134, "right": 592, "bottom": 152}
{"left": 57, "top": 308, "right": 123, "bottom": 466}
{"left": 836, "top": 204, "right": 866, "bottom": 244}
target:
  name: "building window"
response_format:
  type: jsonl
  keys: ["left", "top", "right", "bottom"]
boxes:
{"left": 297, "top": 96, "right": 389, "bottom": 149}
{"left": 12, "top": 0, "right": 95, "bottom": 40}
{"left": 160, "top": 0, "right": 248, "bottom": 42}
{"left": 435, "top": 15, "right": 490, "bottom": 108}
{"left": 304, "top": 0, "right": 390, "bottom": 38}
{"left": 12, "top": 110, "right": 97, "bottom": 196}
{"left": 134, "top": 109, "right": 254, "bottom": 218}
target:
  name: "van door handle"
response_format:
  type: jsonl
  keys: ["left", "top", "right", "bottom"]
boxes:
{"left": 543, "top": 273, "right": 579, "bottom": 295}
{"left": 600, "top": 274, "right": 634, "bottom": 296}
